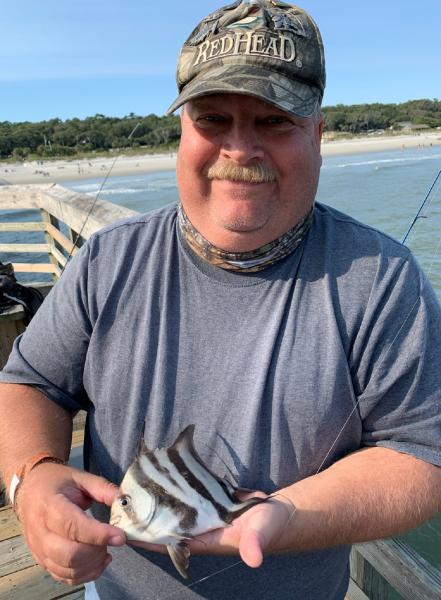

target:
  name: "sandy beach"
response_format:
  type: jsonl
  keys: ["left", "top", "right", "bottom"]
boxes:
{"left": 1, "top": 133, "right": 440, "bottom": 186}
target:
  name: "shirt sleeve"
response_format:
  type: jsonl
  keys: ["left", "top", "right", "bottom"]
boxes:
{"left": 354, "top": 251, "right": 441, "bottom": 466}
{"left": 0, "top": 241, "right": 93, "bottom": 412}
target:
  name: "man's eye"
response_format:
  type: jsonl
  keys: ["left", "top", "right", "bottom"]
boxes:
{"left": 265, "top": 116, "right": 291, "bottom": 126}
{"left": 197, "top": 114, "right": 226, "bottom": 124}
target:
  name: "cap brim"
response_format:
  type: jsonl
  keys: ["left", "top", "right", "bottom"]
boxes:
{"left": 166, "top": 65, "right": 322, "bottom": 118}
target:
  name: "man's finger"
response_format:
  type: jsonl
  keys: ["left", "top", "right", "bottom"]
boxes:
{"left": 47, "top": 554, "right": 112, "bottom": 586}
{"left": 128, "top": 540, "right": 168, "bottom": 554}
{"left": 42, "top": 531, "right": 109, "bottom": 571}
{"left": 238, "top": 528, "right": 264, "bottom": 568}
{"left": 49, "top": 495, "right": 125, "bottom": 546}
{"left": 71, "top": 469, "right": 120, "bottom": 507}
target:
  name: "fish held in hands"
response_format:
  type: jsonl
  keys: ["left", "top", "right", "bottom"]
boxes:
{"left": 109, "top": 424, "right": 265, "bottom": 578}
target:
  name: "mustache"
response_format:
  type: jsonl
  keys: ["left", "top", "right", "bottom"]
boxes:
{"left": 206, "top": 162, "right": 277, "bottom": 183}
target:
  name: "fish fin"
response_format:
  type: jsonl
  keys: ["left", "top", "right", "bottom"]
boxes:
{"left": 172, "top": 424, "right": 214, "bottom": 473}
{"left": 227, "top": 495, "right": 267, "bottom": 521}
{"left": 220, "top": 476, "right": 237, "bottom": 497}
{"left": 167, "top": 541, "right": 191, "bottom": 579}
{"left": 136, "top": 432, "right": 149, "bottom": 457}
{"left": 172, "top": 424, "right": 197, "bottom": 452}
{"left": 173, "top": 425, "right": 237, "bottom": 494}
{"left": 233, "top": 485, "right": 256, "bottom": 495}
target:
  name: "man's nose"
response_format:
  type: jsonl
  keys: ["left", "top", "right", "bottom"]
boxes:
{"left": 219, "top": 123, "right": 264, "bottom": 164}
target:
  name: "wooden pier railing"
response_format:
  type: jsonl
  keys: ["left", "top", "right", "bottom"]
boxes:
{"left": 1, "top": 183, "right": 440, "bottom": 600}
{"left": 0, "top": 183, "right": 137, "bottom": 280}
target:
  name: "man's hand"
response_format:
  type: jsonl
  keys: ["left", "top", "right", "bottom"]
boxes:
{"left": 129, "top": 492, "right": 294, "bottom": 569}
{"left": 16, "top": 462, "right": 126, "bottom": 586}
{"left": 188, "top": 493, "right": 294, "bottom": 567}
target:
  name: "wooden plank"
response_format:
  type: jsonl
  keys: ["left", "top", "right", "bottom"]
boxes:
{"left": 0, "top": 535, "right": 35, "bottom": 578}
{"left": 73, "top": 412, "right": 87, "bottom": 433}
{"left": 37, "top": 185, "right": 137, "bottom": 240}
{"left": 41, "top": 209, "right": 63, "bottom": 281}
{"left": 0, "top": 223, "right": 45, "bottom": 232}
{"left": 71, "top": 412, "right": 86, "bottom": 448}
{"left": 0, "top": 243, "right": 50, "bottom": 253}
{"left": 0, "top": 184, "right": 52, "bottom": 209}
{"left": 0, "top": 507, "right": 21, "bottom": 543}
{"left": 350, "top": 546, "right": 388, "bottom": 599}
{"left": 356, "top": 539, "right": 441, "bottom": 600}
{"left": 0, "top": 183, "right": 137, "bottom": 247}
{"left": 0, "top": 564, "right": 83, "bottom": 599}
{"left": 50, "top": 245, "right": 68, "bottom": 269}
{"left": 45, "top": 223, "right": 78, "bottom": 256}
{"left": 11, "top": 263, "right": 57, "bottom": 274}
{"left": 59, "top": 591, "right": 84, "bottom": 599}
{"left": 71, "top": 429, "right": 85, "bottom": 448}
{"left": 346, "top": 579, "right": 370, "bottom": 600}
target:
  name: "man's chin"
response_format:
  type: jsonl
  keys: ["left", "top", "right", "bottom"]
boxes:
{"left": 216, "top": 214, "right": 269, "bottom": 234}
{"left": 212, "top": 201, "right": 272, "bottom": 233}
{"left": 222, "top": 223, "right": 265, "bottom": 235}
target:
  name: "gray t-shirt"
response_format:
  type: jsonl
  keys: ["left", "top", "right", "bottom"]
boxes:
{"left": 2, "top": 202, "right": 441, "bottom": 600}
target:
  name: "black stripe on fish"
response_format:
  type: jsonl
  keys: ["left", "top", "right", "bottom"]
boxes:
{"left": 167, "top": 446, "right": 231, "bottom": 523}
{"left": 169, "top": 425, "right": 267, "bottom": 524}
{"left": 216, "top": 477, "right": 237, "bottom": 501}
{"left": 173, "top": 426, "right": 237, "bottom": 500}
{"left": 138, "top": 438, "right": 182, "bottom": 490}
{"left": 131, "top": 458, "right": 198, "bottom": 531}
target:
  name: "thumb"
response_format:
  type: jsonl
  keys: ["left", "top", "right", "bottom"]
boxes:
{"left": 70, "top": 468, "right": 120, "bottom": 507}
{"left": 239, "top": 528, "right": 265, "bottom": 568}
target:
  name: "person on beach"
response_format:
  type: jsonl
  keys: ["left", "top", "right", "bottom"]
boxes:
{"left": 0, "top": 2, "right": 440, "bottom": 599}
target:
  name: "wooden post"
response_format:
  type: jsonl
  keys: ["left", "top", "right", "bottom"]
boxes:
{"left": 40, "top": 209, "right": 62, "bottom": 281}
{"left": 350, "top": 548, "right": 389, "bottom": 599}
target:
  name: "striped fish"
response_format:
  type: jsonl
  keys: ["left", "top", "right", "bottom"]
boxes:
{"left": 109, "top": 424, "right": 265, "bottom": 578}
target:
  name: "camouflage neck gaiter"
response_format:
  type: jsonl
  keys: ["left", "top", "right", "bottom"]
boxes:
{"left": 177, "top": 203, "right": 314, "bottom": 273}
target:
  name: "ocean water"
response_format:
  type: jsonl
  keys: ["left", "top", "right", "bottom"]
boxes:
{"left": 1, "top": 146, "right": 441, "bottom": 597}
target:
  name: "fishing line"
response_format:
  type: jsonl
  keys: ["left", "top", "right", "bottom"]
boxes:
{"left": 161, "top": 561, "right": 244, "bottom": 600}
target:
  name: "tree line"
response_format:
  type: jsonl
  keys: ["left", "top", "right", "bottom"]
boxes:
{"left": 0, "top": 113, "right": 181, "bottom": 160}
{"left": 323, "top": 99, "right": 441, "bottom": 134}
{"left": 1, "top": 99, "right": 440, "bottom": 160}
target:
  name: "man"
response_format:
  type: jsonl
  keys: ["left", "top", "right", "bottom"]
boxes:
{"left": 0, "top": 2, "right": 440, "bottom": 599}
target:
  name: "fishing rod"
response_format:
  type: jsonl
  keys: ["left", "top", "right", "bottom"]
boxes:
{"left": 402, "top": 168, "right": 441, "bottom": 244}
{"left": 60, "top": 122, "right": 141, "bottom": 276}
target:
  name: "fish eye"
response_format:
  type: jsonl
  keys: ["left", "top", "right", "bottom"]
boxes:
{"left": 118, "top": 494, "right": 131, "bottom": 508}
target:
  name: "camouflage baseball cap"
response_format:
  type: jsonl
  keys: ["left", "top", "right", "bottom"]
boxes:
{"left": 166, "top": 0, "right": 325, "bottom": 118}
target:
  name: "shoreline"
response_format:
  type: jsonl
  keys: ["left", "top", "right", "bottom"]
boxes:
{"left": 1, "top": 133, "right": 440, "bottom": 186}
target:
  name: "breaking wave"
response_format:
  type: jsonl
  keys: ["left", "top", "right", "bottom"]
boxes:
{"left": 323, "top": 153, "right": 441, "bottom": 171}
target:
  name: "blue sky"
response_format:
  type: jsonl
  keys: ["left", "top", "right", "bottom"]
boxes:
{"left": 1, "top": 0, "right": 440, "bottom": 123}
